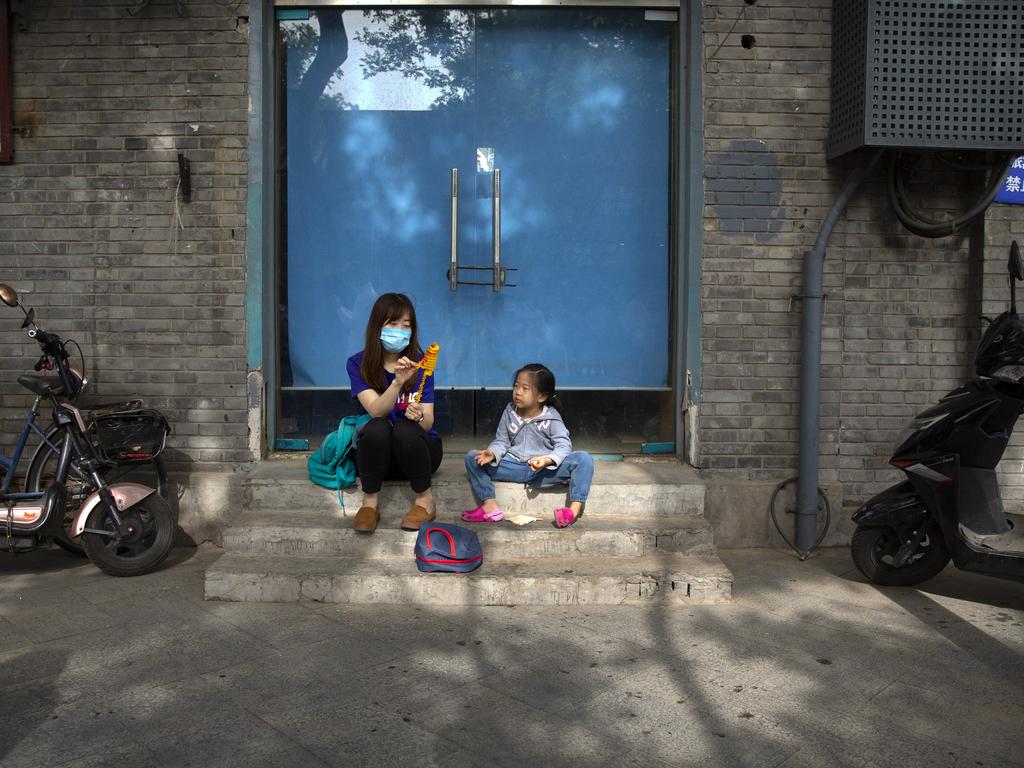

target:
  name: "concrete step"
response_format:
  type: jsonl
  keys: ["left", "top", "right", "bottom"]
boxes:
{"left": 204, "top": 551, "right": 733, "bottom": 605}
{"left": 206, "top": 456, "right": 730, "bottom": 606}
{"left": 221, "top": 511, "right": 718, "bottom": 559}
{"left": 241, "top": 456, "right": 705, "bottom": 520}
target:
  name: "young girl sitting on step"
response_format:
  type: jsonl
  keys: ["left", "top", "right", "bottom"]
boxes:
{"left": 463, "top": 363, "right": 594, "bottom": 528}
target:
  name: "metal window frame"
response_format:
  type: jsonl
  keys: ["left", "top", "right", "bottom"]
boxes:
{"left": 246, "top": 0, "right": 279, "bottom": 455}
{"left": 678, "top": 0, "right": 702, "bottom": 465}
{"left": 246, "top": 0, "right": 703, "bottom": 460}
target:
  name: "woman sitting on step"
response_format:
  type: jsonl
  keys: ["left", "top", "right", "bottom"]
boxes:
{"left": 346, "top": 293, "right": 442, "bottom": 534}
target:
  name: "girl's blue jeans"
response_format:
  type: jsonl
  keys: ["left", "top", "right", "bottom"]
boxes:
{"left": 464, "top": 451, "right": 595, "bottom": 504}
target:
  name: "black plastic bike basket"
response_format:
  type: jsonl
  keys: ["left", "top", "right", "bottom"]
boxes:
{"left": 92, "top": 409, "right": 169, "bottom": 463}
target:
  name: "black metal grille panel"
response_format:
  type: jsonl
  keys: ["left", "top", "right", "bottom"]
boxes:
{"left": 827, "top": 0, "right": 1024, "bottom": 159}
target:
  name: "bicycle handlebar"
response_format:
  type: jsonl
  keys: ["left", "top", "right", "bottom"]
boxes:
{"left": 27, "top": 325, "right": 76, "bottom": 396}
{"left": 2, "top": 296, "right": 82, "bottom": 400}
{"left": 28, "top": 327, "right": 56, "bottom": 348}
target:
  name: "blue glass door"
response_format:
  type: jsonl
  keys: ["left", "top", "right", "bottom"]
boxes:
{"left": 281, "top": 9, "right": 481, "bottom": 389}
{"left": 470, "top": 9, "right": 671, "bottom": 387}
{"left": 278, "top": 8, "right": 676, "bottom": 448}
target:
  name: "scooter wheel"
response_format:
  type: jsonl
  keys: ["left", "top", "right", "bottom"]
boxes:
{"left": 25, "top": 427, "right": 171, "bottom": 559}
{"left": 81, "top": 494, "right": 175, "bottom": 577}
{"left": 850, "top": 525, "right": 950, "bottom": 587}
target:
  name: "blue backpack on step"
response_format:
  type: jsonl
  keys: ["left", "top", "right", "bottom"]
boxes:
{"left": 415, "top": 522, "right": 483, "bottom": 573}
{"left": 307, "top": 414, "right": 371, "bottom": 491}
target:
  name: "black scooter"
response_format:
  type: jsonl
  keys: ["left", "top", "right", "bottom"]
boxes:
{"left": 851, "top": 241, "right": 1024, "bottom": 586}
{"left": 0, "top": 283, "right": 175, "bottom": 576}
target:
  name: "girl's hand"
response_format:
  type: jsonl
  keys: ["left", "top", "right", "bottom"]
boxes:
{"left": 393, "top": 356, "right": 418, "bottom": 387}
{"left": 475, "top": 449, "right": 495, "bottom": 466}
{"left": 405, "top": 400, "right": 424, "bottom": 423}
{"left": 528, "top": 456, "right": 554, "bottom": 471}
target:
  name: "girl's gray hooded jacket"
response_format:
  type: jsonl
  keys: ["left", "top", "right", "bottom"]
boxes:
{"left": 487, "top": 404, "right": 572, "bottom": 467}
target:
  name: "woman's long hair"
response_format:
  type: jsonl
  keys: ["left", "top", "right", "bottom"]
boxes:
{"left": 360, "top": 292, "right": 423, "bottom": 395}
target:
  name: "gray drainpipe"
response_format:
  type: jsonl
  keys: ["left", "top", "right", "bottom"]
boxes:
{"left": 796, "top": 149, "right": 886, "bottom": 556}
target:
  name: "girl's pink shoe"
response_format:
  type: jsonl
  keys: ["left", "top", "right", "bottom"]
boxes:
{"left": 461, "top": 505, "right": 504, "bottom": 523}
{"left": 554, "top": 507, "right": 580, "bottom": 528}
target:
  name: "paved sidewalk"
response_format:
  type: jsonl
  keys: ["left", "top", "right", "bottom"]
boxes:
{"left": 0, "top": 544, "right": 1021, "bottom": 768}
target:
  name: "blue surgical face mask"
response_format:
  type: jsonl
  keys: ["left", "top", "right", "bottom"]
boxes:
{"left": 380, "top": 327, "right": 412, "bottom": 353}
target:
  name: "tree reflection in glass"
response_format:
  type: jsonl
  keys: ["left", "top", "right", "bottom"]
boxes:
{"left": 283, "top": 10, "right": 473, "bottom": 112}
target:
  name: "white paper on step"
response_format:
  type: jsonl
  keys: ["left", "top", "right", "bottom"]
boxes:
{"left": 507, "top": 514, "right": 539, "bottom": 526}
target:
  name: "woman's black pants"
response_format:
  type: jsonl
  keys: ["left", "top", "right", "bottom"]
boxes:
{"left": 355, "top": 417, "right": 443, "bottom": 494}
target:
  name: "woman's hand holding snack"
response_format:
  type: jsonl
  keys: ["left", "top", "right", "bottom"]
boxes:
{"left": 393, "top": 356, "right": 418, "bottom": 387}
{"left": 405, "top": 400, "right": 424, "bottom": 423}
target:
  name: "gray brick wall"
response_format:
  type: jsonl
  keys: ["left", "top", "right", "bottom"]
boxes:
{"left": 3, "top": 0, "right": 1021, "bottom": 513}
{"left": 0, "top": 0, "right": 251, "bottom": 467}
{"left": 700, "top": 0, "right": 1023, "bottom": 513}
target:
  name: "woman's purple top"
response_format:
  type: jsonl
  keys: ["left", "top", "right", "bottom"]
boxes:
{"left": 346, "top": 351, "right": 439, "bottom": 438}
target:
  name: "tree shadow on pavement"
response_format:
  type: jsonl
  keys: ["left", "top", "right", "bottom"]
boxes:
{"left": 3, "top": 544, "right": 1023, "bottom": 768}
{"left": 0, "top": 647, "right": 74, "bottom": 766}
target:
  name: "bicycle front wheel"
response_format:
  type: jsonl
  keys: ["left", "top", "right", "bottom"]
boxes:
{"left": 81, "top": 493, "right": 175, "bottom": 577}
{"left": 25, "top": 426, "right": 170, "bottom": 557}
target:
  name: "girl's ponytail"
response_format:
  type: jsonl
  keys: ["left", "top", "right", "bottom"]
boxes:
{"left": 545, "top": 391, "right": 562, "bottom": 414}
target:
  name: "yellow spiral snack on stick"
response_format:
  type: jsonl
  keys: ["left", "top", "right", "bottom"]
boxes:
{"left": 414, "top": 343, "right": 440, "bottom": 403}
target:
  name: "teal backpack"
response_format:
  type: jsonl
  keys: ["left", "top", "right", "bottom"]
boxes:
{"left": 307, "top": 414, "right": 372, "bottom": 498}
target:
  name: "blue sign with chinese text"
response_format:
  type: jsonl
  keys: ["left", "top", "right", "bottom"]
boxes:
{"left": 996, "top": 156, "right": 1024, "bottom": 205}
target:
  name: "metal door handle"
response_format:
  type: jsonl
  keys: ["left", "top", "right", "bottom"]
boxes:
{"left": 449, "top": 168, "right": 458, "bottom": 292}
{"left": 447, "top": 166, "right": 515, "bottom": 290}
{"left": 492, "top": 168, "right": 501, "bottom": 292}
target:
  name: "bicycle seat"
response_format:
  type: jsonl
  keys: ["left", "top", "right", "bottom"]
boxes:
{"left": 17, "top": 373, "right": 66, "bottom": 397}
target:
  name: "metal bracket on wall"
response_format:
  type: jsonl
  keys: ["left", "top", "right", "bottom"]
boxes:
{"left": 789, "top": 292, "right": 829, "bottom": 313}
{"left": 177, "top": 153, "right": 191, "bottom": 203}
{"left": 10, "top": 0, "right": 28, "bottom": 31}
{"left": 127, "top": 0, "right": 187, "bottom": 17}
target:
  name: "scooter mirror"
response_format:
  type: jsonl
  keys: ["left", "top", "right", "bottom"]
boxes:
{"left": 0, "top": 283, "right": 17, "bottom": 307}
{"left": 20, "top": 307, "right": 34, "bottom": 329}
{"left": 1010, "top": 241, "right": 1024, "bottom": 282}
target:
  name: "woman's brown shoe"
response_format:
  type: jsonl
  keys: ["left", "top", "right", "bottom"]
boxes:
{"left": 400, "top": 504, "right": 435, "bottom": 531}
{"left": 353, "top": 506, "right": 380, "bottom": 533}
